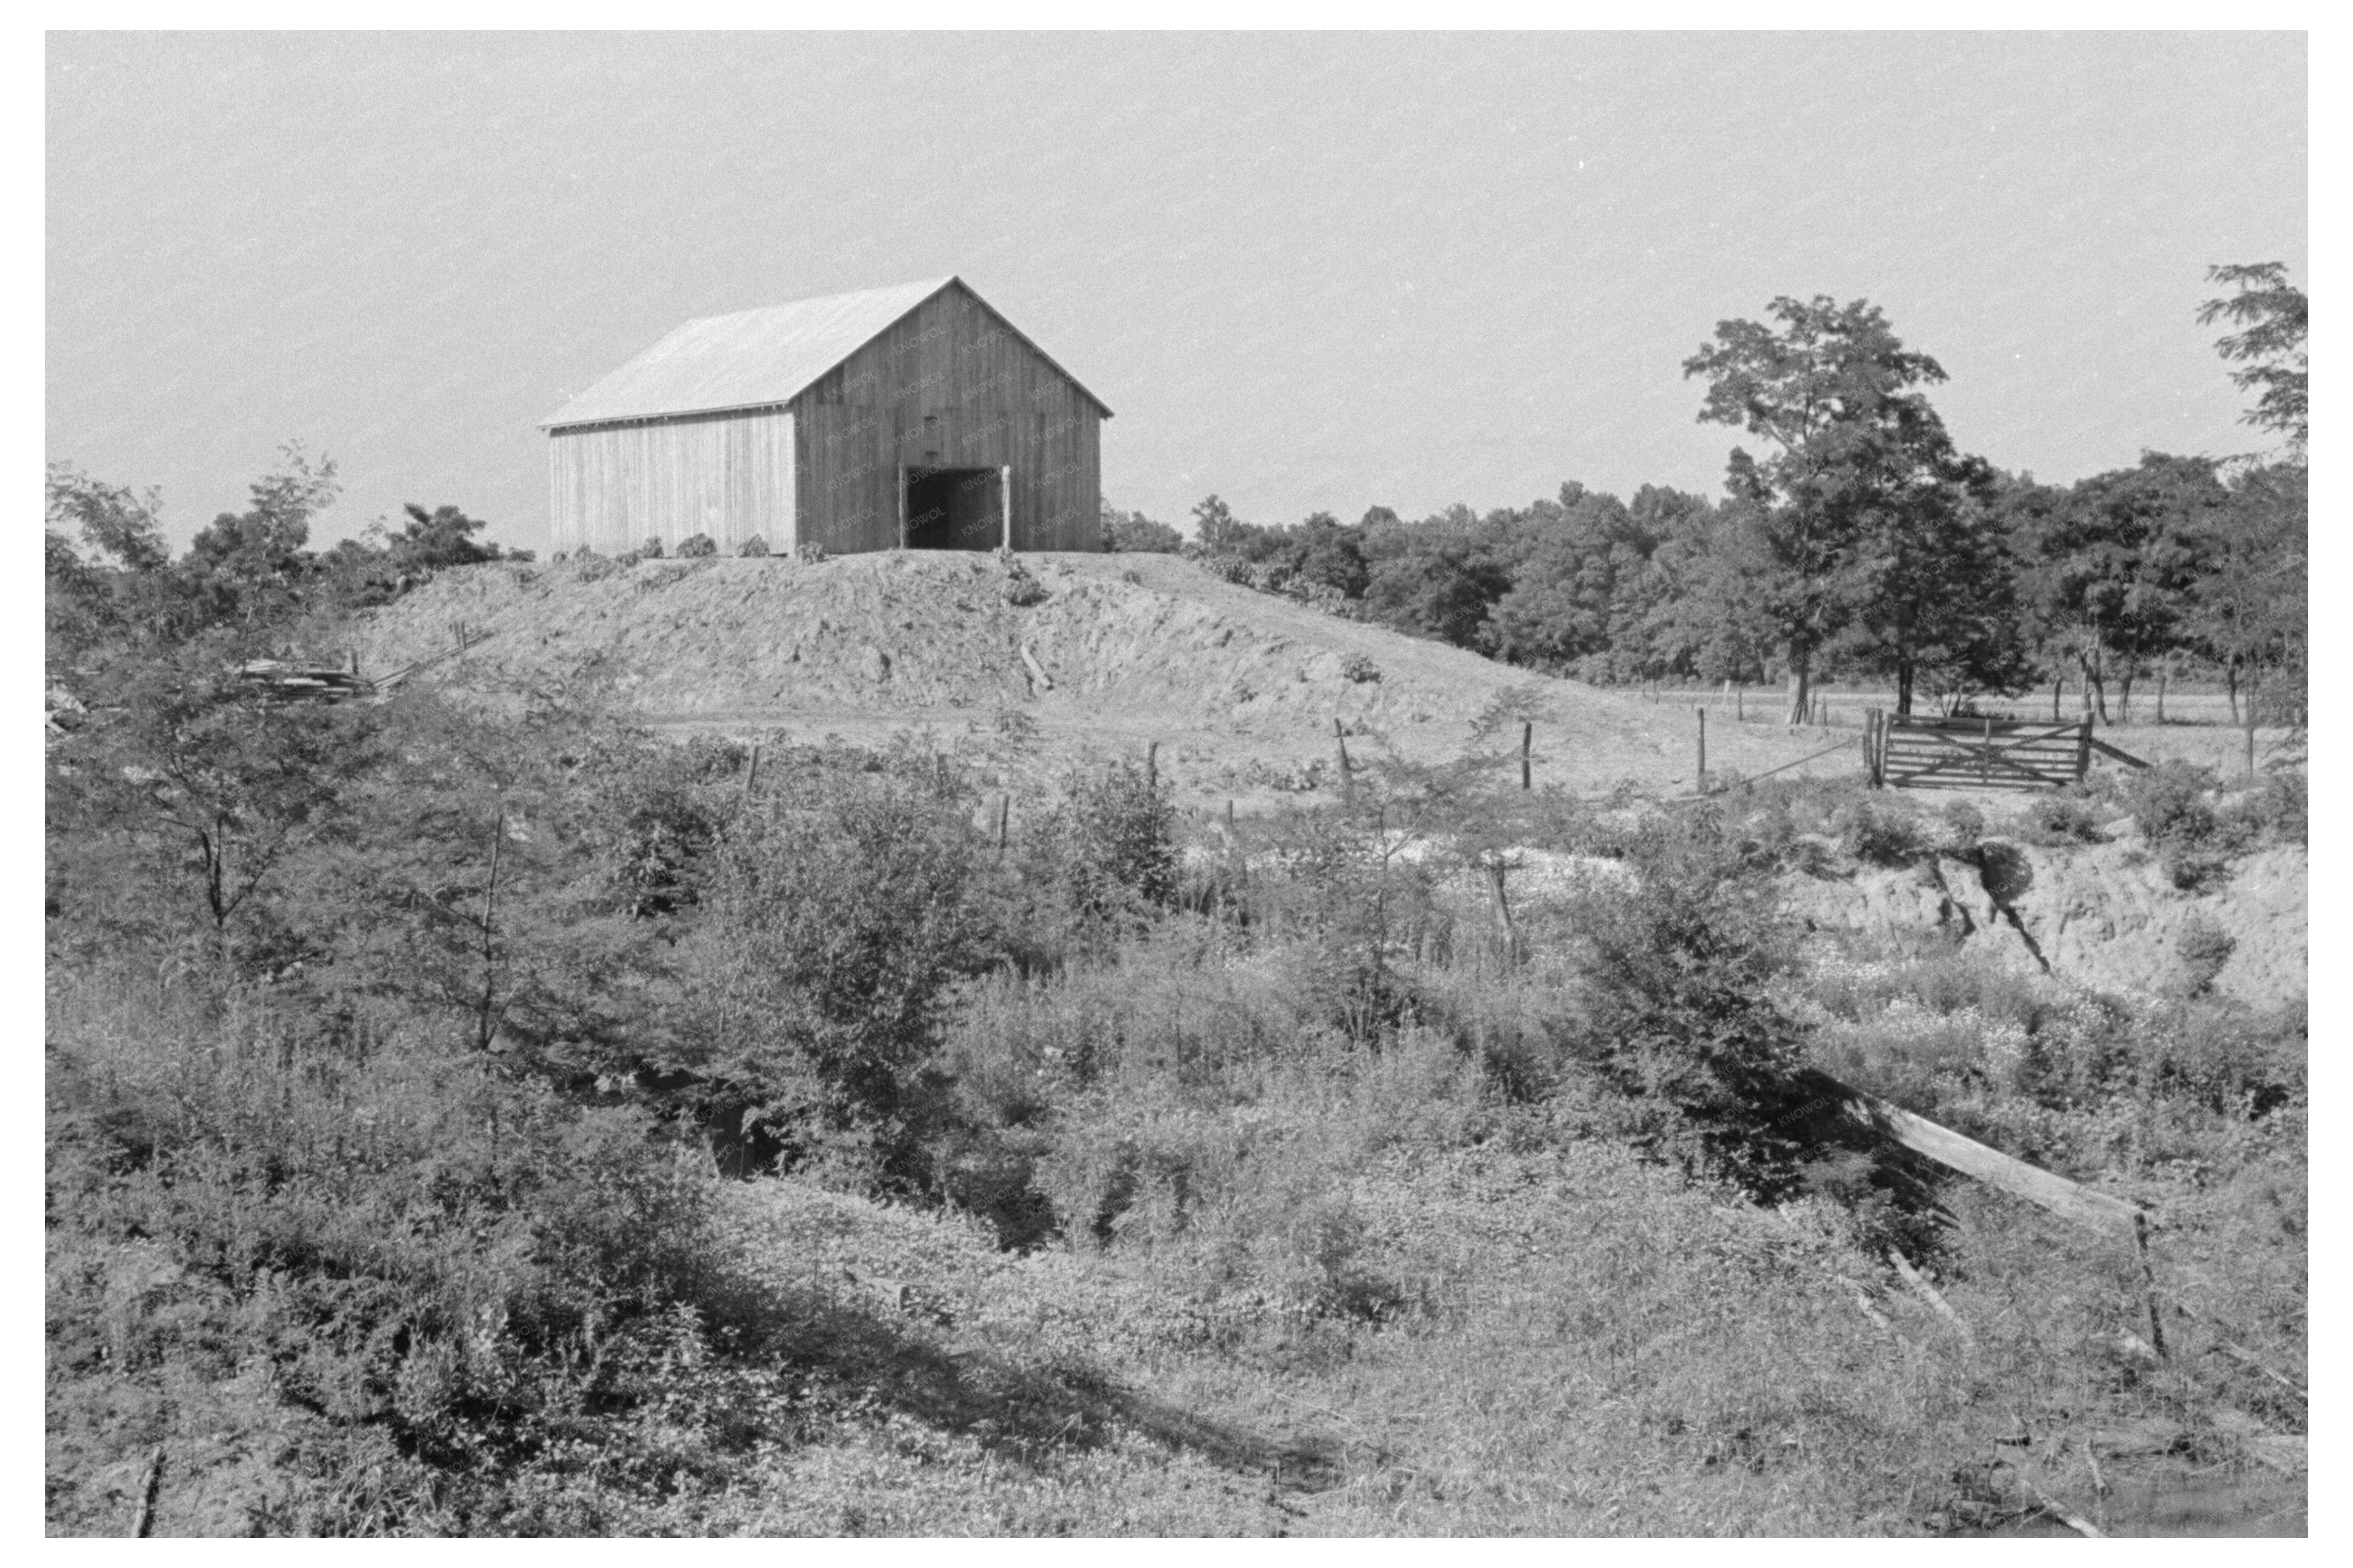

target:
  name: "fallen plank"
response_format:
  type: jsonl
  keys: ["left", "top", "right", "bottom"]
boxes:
{"left": 1019, "top": 643, "right": 1055, "bottom": 691}
{"left": 1823, "top": 1078, "right": 2144, "bottom": 1238}
{"left": 2029, "top": 1482, "right": 2105, "bottom": 1539}
{"left": 1889, "top": 1250, "right": 1976, "bottom": 1350}
{"left": 2085, "top": 736, "right": 2152, "bottom": 770}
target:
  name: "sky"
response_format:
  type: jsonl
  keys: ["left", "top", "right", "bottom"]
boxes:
{"left": 46, "top": 30, "right": 2307, "bottom": 554}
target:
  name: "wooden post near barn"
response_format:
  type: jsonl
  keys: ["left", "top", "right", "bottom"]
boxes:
{"left": 1696, "top": 707, "right": 1707, "bottom": 788}
{"left": 1736, "top": 684, "right": 1744, "bottom": 723}
{"left": 1520, "top": 721, "right": 1533, "bottom": 790}
{"left": 1332, "top": 718, "right": 1354, "bottom": 802}
{"left": 742, "top": 742, "right": 762, "bottom": 801}
{"left": 996, "top": 794, "right": 1010, "bottom": 857}
{"left": 1146, "top": 740, "right": 1158, "bottom": 791}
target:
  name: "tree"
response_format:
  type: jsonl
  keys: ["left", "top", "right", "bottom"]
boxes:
{"left": 2198, "top": 262, "right": 2307, "bottom": 451}
{"left": 47, "top": 640, "right": 382, "bottom": 976}
{"left": 1101, "top": 502, "right": 1183, "bottom": 553}
{"left": 1683, "top": 296, "right": 1991, "bottom": 722}
{"left": 2013, "top": 454, "right": 2225, "bottom": 725}
{"left": 2189, "top": 463, "right": 2306, "bottom": 737}
{"left": 46, "top": 462, "right": 169, "bottom": 572}
{"left": 1826, "top": 484, "right": 2029, "bottom": 714}
{"left": 178, "top": 442, "right": 341, "bottom": 639}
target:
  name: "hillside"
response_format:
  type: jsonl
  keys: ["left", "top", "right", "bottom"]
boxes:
{"left": 351, "top": 551, "right": 1854, "bottom": 807}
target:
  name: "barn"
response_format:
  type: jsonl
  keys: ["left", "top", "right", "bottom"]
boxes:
{"left": 539, "top": 276, "right": 1111, "bottom": 557}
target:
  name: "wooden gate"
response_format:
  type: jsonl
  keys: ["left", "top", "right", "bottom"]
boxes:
{"left": 1865, "top": 711, "right": 2117, "bottom": 792}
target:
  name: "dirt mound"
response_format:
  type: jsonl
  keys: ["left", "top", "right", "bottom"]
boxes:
{"left": 1782, "top": 837, "right": 2307, "bottom": 1009}
{"left": 352, "top": 551, "right": 1847, "bottom": 804}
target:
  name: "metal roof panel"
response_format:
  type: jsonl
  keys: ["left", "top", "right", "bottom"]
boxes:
{"left": 539, "top": 276, "right": 1110, "bottom": 428}
{"left": 540, "top": 277, "right": 953, "bottom": 428}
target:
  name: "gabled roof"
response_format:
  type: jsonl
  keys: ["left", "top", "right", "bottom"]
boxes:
{"left": 539, "top": 276, "right": 1110, "bottom": 429}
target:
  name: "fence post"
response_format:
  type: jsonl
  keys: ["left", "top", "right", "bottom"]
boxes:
{"left": 1520, "top": 720, "right": 1533, "bottom": 791}
{"left": 1147, "top": 740, "right": 1158, "bottom": 792}
{"left": 2075, "top": 716, "right": 2092, "bottom": 784}
{"left": 996, "top": 794, "right": 1009, "bottom": 857}
{"left": 1333, "top": 717, "right": 1353, "bottom": 803}
{"left": 741, "top": 742, "right": 761, "bottom": 802}
{"left": 1696, "top": 706, "right": 1706, "bottom": 790}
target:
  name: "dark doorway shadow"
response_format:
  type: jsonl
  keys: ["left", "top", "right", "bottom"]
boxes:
{"left": 906, "top": 467, "right": 1004, "bottom": 551}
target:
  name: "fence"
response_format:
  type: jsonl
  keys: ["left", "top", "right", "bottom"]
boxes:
{"left": 1864, "top": 712, "right": 2148, "bottom": 793}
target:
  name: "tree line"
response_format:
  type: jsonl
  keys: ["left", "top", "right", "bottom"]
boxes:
{"left": 1106, "top": 264, "right": 2307, "bottom": 730}
{"left": 46, "top": 443, "right": 527, "bottom": 671}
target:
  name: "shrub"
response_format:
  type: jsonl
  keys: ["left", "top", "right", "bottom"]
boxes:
{"left": 676, "top": 532, "right": 716, "bottom": 559}
{"left": 638, "top": 536, "right": 664, "bottom": 559}
{"left": 1835, "top": 798, "right": 1930, "bottom": 867}
{"left": 44, "top": 973, "right": 741, "bottom": 1535}
{"left": 1341, "top": 653, "right": 1381, "bottom": 684}
{"left": 1000, "top": 565, "right": 1050, "bottom": 607}
{"left": 2223, "top": 767, "right": 2305, "bottom": 847}
{"left": 1033, "top": 759, "right": 1178, "bottom": 932}
{"left": 1937, "top": 801, "right": 1985, "bottom": 855}
{"left": 671, "top": 762, "right": 993, "bottom": 1188}
{"left": 738, "top": 534, "right": 769, "bottom": 558}
{"left": 2119, "top": 759, "right": 2222, "bottom": 850}
{"left": 793, "top": 542, "right": 828, "bottom": 564}
{"left": 1559, "top": 809, "right": 1814, "bottom": 1196}
{"left": 2176, "top": 913, "right": 2237, "bottom": 998}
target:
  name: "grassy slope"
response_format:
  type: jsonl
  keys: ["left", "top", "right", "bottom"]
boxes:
{"left": 350, "top": 552, "right": 1850, "bottom": 808}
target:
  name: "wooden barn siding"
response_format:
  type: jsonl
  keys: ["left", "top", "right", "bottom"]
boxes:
{"left": 792, "top": 284, "right": 1102, "bottom": 553}
{"left": 548, "top": 408, "right": 795, "bottom": 555}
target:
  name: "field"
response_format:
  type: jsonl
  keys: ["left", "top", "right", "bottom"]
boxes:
{"left": 49, "top": 549, "right": 2306, "bottom": 1537}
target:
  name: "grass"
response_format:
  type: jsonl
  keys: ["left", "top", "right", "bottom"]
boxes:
{"left": 47, "top": 723, "right": 2304, "bottom": 1535}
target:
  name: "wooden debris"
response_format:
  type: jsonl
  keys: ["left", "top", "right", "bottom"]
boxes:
{"left": 1824, "top": 1076, "right": 2144, "bottom": 1239}
{"left": 1887, "top": 1250, "right": 1975, "bottom": 1350}
{"left": 236, "top": 659, "right": 376, "bottom": 703}
{"left": 2029, "top": 1480, "right": 2105, "bottom": 1538}
{"left": 130, "top": 1445, "right": 164, "bottom": 1538}
{"left": 1019, "top": 643, "right": 1054, "bottom": 691}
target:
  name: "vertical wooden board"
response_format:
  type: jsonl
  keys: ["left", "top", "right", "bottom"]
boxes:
{"left": 548, "top": 408, "right": 795, "bottom": 554}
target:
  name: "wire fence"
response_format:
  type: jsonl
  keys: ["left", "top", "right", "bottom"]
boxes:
{"left": 1624, "top": 686, "right": 2271, "bottom": 731}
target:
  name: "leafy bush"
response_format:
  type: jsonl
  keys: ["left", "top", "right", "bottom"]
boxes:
{"left": 2120, "top": 759, "right": 2222, "bottom": 849}
{"left": 1834, "top": 798, "right": 1930, "bottom": 866}
{"left": 793, "top": 542, "right": 828, "bottom": 564}
{"left": 1558, "top": 809, "right": 1814, "bottom": 1196}
{"left": 2223, "top": 767, "right": 2305, "bottom": 846}
{"left": 1000, "top": 566, "right": 1050, "bottom": 607}
{"left": 668, "top": 759, "right": 993, "bottom": 1188}
{"left": 638, "top": 536, "right": 664, "bottom": 559}
{"left": 2176, "top": 913, "right": 2237, "bottom": 998}
{"left": 738, "top": 534, "right": 769, "bottom": 558}
{"left": 45, "top": 973, "right": 743, "bottom": 1535}
{"left": 1341, "top": 653, "right": 1381, "bottom": 683}
{"left": 675, "top": 533, "right": 716, "bottom": 559}
{"left": 1035, "top": 759, "right": 1178, "bottom": 932}
{"left": 2009, "top": 792, "right": 2106, "bottom": 846}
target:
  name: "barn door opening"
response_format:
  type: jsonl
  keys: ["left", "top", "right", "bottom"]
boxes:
{"left": 904, "top": 466, "right": 1004, "bottom": 551}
